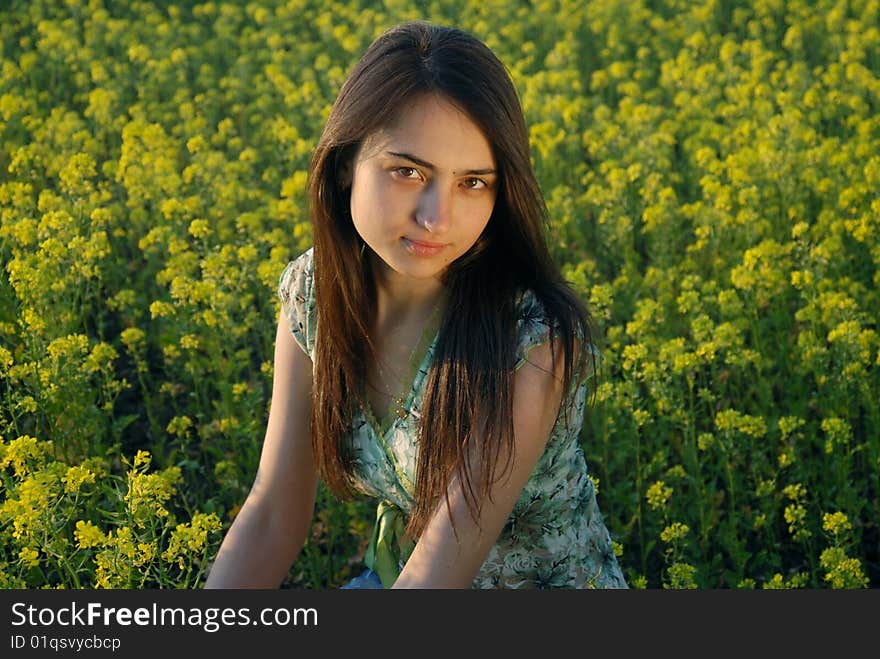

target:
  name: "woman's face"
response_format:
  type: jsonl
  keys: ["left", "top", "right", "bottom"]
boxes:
{"left": 345, "top": 93, "right": 498, "bottom": 286}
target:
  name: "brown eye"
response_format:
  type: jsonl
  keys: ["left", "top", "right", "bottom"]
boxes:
{"left": 462, "top": 177, "right": 487, "bottom": 190}
{"left": 395, "top": 167, "right": 420, "bottom": 179}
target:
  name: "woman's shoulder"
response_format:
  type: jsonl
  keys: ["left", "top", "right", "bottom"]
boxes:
{"left": 513, "top": 287, "right": 601, "bottom": 380}
{"left": 277, "top": 247, "right": 316, "bottom": 358}
{"left": 278, "top": 247, "right": 314, "bottom": 290}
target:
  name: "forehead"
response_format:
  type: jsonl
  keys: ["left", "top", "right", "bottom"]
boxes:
{"left": 357, "top": 94, "right": 495, "bottom": 169}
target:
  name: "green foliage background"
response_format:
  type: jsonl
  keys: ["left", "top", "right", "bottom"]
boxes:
{"left": 1, "top": 0, "right": 877, "bottom": 588}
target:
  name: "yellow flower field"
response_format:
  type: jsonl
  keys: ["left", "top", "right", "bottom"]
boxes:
{"left": 1, "top": 0, "right": 877, "bottom": 588}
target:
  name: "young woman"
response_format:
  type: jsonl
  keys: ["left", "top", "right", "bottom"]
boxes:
{"left": 205, "top": 21, "right": 627, "bottom": 589}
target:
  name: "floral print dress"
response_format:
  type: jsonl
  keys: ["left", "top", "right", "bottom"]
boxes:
{"left": 278, "top": 248, "right": 628, "bottom": 589}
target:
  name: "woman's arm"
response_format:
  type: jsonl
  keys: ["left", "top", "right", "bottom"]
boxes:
{"left": 391, "top": 339, "right": 567, "bottom": 589}
{"left": 204, "top": 309, "right": 318, "bottom": 588}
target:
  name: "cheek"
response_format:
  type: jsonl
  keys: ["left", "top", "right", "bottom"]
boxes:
{"left": 349, "top": 177, "right": 378, "bottom": 225}
{"left": 350, "top": 173, "right": 396, "bottom": 223}
{"left": 469, "top": 197, "right": 496, "bottom": 234}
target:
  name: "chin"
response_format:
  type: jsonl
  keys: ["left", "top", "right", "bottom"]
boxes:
{"left": 369, "top": 240, "right": 463, "bottom": 281}
{"left": 394, "top": 261, "right": 447, "bottom": 280}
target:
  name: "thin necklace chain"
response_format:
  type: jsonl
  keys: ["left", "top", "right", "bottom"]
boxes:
{"left": 368, "top": 300, "right": 443, "bottom": 421}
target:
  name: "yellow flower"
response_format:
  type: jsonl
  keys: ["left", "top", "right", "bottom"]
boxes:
{"left": 1, "top": 435, "right": 49, "bottom": 478}
{"left": 632, "top": 409, "right": 651, "bottom": 428}
{"left": 697, "top": 433, "right": 715, "bottom": 451}
{"left": 630, "top": 575, "right": 648, "bottom": 589}
{"left": 18, "top": 547, "right": 40, "bottom": 569}
{"left": 84, "top": 342, "right": 117, "bottom": 374}
{"left": 784, "top": 503, "right": 811, "bottom": 542}
{"left": 149, "top": 301, "right": 176, "bottom": 318}
{"left": 665, "top": 466, "right": 687, "bottom": 482}
{"left": 120, "top": 327, "right": 146, "bottom": 351}
{"left": 162, "top": 513, "right": 222, "bottom": 569}
{"left": 127, "top": 43, "right": 150, "bottom": 63}
{"left": 762, "top": 572, "right": 808, "bottom": 589}
{"left": 166, "top": 416, "right": 193, "bottom": 438}
{"left": 74, "top": 520, "right": 106, "bottom": 550}
{"left": 94, "top": 553, "right": 114, "bottom": 589}
{"left": 646, "top": 480, "right": 673, "bottom": 510}
{"left": 135, "top": 542, "right": 157, "bottom": 567}
{"left": 237, "top": 244, "right": 258, "bottom": 263}
{"left": 281, "top": 170, "right": 308, "bottom": 199}
{"left": 783, "top": 483, "right": 807, "bottom": 502}
{"left": 133, "top": 450, "right": 151, "bottom": 469}
{"left": 45, "top": 334, "right": 89, "bottom": 362}
{"left": 62, "top": 465, "right": 96, "bottom": 494}
{"left": 821, "top": 418, "right": 851, "bottom": 455}
{"left": 715, "top": 409, "right": 767, "bottom": 438}
{"left": 113, "top": 526, "right": 138, "bottom": 560}
{"left": 201, "top": 309, "right": 220, "bottom": 327}
{"left": 729, "top": 240, "right": 792, "bottom": 307}
{"left": 124, "top": 465, "right": 181, "bottom": 526}
{"left": 58, "top": 152, "right": 97, "bottom": 195}
{"left": 660, "top": 522, "right": 689, "bottom": 544}
{"left": 822, "top": 511, "right": 852, "bottom": 537}
{"left": 819, "top": 548, "right": 868, "bottom": 589}
{"left": 790, "top": 269, "right": 809, "bottom": 289}
{"left": 621, "top": 343, "right": 648, "bottom": 372}
{"left": 664, "top": 562, "right": 698, "bottom": 589}
{"left": 188, "top": 219, "right": 212, "bottom": 239}
{"left": 762, "top": 574, "right": 786, "bottom": 589}
{"left": 0, "top": 346, "right": 13, "bottom": 372}
{"left": 16, "top": 397, "right": 38, "bottom": 414}
{"left": 778, "top": 416, "right": 805, "bottom": 439}
{"left": 186, "top": 135, "right": 207, "bottom": 154}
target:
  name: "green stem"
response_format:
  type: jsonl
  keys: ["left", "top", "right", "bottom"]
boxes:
{"left": 134, "top": 363, "right": 164, "bottom": 443}
{"left": 635, "top": 415, "right": 646, "bottom": 579}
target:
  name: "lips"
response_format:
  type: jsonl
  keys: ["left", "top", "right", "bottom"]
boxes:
{"left": 405, "top": 238, "right": 445, "bottom": 248}
{"left": 402, "top": 237, "right": 446, "bottom": 257}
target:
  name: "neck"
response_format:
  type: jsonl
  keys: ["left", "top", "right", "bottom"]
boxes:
{"left": 369, "top": 254, "right": 447, "bottom": 326}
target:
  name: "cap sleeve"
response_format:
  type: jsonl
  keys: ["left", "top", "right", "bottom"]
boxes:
{"left": 277, "top": 247, "right": 316, "bottom": 359}
{"left": 514, "top": 289, "right": 601, "bottom": 385}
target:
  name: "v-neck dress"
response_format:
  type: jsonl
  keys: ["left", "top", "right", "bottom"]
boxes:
{"left": 278, "top": 248, "right": 628, "bottom": 589}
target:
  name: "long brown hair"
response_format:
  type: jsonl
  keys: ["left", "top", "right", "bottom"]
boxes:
{"left": 306, "top": 21, "right": 596, "bottom": 538}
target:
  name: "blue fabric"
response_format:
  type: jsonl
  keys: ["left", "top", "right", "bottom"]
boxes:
{"left": 340, "top": 568, "right": 384, "bottom": 589}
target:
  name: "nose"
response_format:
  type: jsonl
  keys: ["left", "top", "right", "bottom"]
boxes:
{"left": 415, "top": 181, "right": 452, "bottom": 234}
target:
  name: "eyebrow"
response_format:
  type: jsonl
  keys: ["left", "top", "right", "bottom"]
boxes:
{"left": 386, "top": 151, "right": 497, "bottom": 177}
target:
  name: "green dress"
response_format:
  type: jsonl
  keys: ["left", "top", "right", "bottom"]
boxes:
{"left": 278, "top": 248, "right": 628, "bottom": 589}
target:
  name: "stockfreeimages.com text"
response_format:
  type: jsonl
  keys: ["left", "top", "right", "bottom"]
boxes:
{"left": 10, "top": 602, "right": 317, "bottom": 633}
